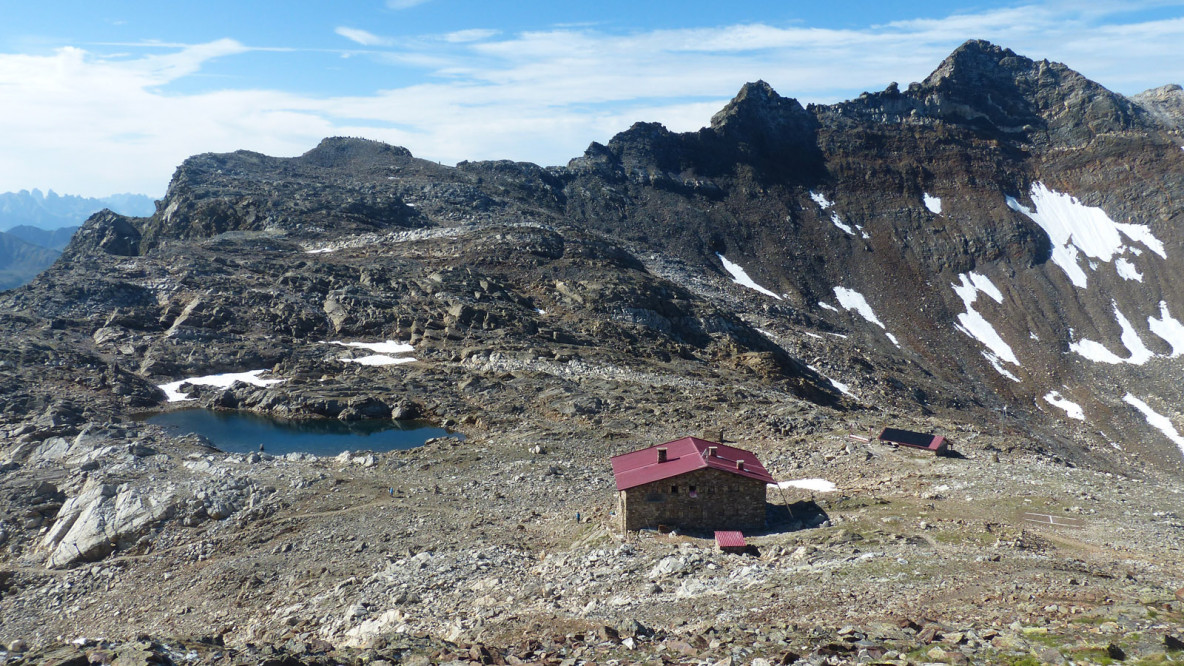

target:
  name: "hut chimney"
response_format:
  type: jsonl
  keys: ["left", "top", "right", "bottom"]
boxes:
{"left": 657, "top": 447, "right": 668, "bottom": 463}
{"left": 708, "top": 446, "right": 718, "bottom": 457}
{"left": 736, "top": 460, "right": 745, "bottom": 471}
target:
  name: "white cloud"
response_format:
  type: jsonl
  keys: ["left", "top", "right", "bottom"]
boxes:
{"left": 3, "top": 3, "right": 1184, "bottom": 196}
{"left": 387, "top": 0, "right": 433, "bottom": 8}
{"left": 443, "top": 29, "right": 500, "bottom": 43}
{"left": 335, "top": 27, "right": 393, "bottom": 47}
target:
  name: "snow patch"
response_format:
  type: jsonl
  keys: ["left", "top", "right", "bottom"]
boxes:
{"left": 340, "top": 355, "right": 416, "bottom": 366}
{"left": 923, "top": 193, "right": 942, "bottom": 214}
{"left": 818, "top": 302, "right": 839, "bottom": 313}
{"left": 326, "top": 340, "right": 416, "bottom": 366}
{"left": 830, "top": 213, "right": 856, "bottom": 236}
{"left": 808, "top": 365, "right": 857, "bottom": 399}
{"left": 1148, "top": 301, "right": 1184, "bottom": 357}
{"left": 982, "top": 353, "right": 1021, "bottom": 382}
{"left": 1069, "top": 303, "right": 1154, "bottom": 366}
{"left": 1124, "top": 394, "right": 1184, "bottom": 457}
{"left": 951, "top": 273, "right": 1020, "bottom": 375}
{"left": 809, "top": 191, "right": 833, "bottom": 209}
{"left": 1044, "top": 391, "right": 1085, "bottom": 421}
{"left": 159, "top": 370, "right": 285, "bottom": 403}
{"left": 716, "top": 253, "right": 782, "bottom": 300}
{"left": 776, "top": 479, "right": 837, "bottom": 492}
{"left": 1115, "top": 306, "right": 1155, "bottom": 364}
{"left": 326, "top": 340, "right": 414, "bottom": 354}
{"left": 1114, "top": 257, "right": 1143, "bottom": 282}
{"left": 833, "top": 287, "right": 900, "bottom": 348}
{"left": 809, "top": 191, "right": 859, "bottom": 236}
{"left": 1068, "top": 339, "right": 1127, "bottom": 364}
{"left": 1006, "top": 183, "right": 1167, "bottom": 288}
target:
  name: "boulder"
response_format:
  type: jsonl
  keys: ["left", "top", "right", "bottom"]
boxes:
{"left": 41, "top": 479, "right": 178, "bottom": 568}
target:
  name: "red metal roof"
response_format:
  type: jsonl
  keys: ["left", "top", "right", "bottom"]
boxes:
{"left": 715, "top": 531, "right": 747, "bottom": 549}
{"left": 610, "top": 437, "right": 776, "bottom": 491}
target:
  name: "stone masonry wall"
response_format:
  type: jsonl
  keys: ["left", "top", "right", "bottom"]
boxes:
{"left": 619, "top": 468, "right": 767, "bottom": 532}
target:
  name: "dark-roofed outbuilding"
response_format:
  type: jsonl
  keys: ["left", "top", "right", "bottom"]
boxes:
{"left": 878, "top": 427, "right": 948, "bottom": 454}
{"left": 611, "top": 437, "right": 774, "bottom": 533}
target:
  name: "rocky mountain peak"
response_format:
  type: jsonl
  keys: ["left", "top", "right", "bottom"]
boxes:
{"left": 914, "top": 39, "right": 1141, "bottom": 138}
{"left": 708, "top": 80, "right": 815, "bottom": 142}
{"left": 61, "top": 209, "right": 140, "bottom": 259}
{"left": 298, "top": 136, "right": 414, "bottom": 168}
{"left": 1132, "top": 83, "right": 1184, "bottom": 129}
{"left": 923, "top": 39, "right": 1028, "bottom": 88}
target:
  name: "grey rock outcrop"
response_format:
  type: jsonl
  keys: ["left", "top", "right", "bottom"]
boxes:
{"left": 41, "top": 478, "right": 177, "bottom": 568}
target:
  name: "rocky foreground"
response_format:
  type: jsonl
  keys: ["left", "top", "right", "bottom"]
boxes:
{"left": 3, "top": 408, "right": 1184, "bottom": 664}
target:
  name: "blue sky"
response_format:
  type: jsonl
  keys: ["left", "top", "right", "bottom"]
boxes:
{"left": 1, "top": 1, "right": 1182, "bottom": 197}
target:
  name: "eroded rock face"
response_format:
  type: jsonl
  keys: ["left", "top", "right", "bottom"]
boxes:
{"left": 62, "top": 210, "right": 141, "bottom": 258}
{"left": 1132, "top": 83, "right": 1184, "bottom": 129}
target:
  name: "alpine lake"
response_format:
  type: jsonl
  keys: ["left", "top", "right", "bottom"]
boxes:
{"left": 143, "top": 409, "right": 462, "bottom": 456}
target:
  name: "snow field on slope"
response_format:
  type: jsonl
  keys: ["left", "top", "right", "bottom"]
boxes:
{"left": 326, "top": 340, "right": 416, "bottom": 365}
{"left": 340, "top": 355, "right": 416, "bottom": 366}
{"left": 833, "top": 287, "right": 900, "bottom": 347}
{"left": 1006, "top": 183, "right": 1166, "bottom": 288}
{"left": 327, "top": 340, "right": 414, "bottom": 354}
{"left": 807, "top": 364, "right": 857, "bottom": 399}
{"left": 1069, "top": 302, "right": 1154, "bottom": 365}
{"left": 830, "top": 214, "right": 856, "bottom": 236}
{"left": 1115, "top": 258, "right": 1143, "bottom": 282}
{"left": 809, "top": 192, "right": 834, "bottom": 209}
{"left": 717, "top": 253, "right": 782, "bottom": 300}
{"left": 809, "top": 191, "right": 863, "bottom": 237}
{"left": 1123, "top": 394, "right": 1184, "bottom": 457}
{"left": 951, "top": 273, "right": 1020, "bottom": 381}
{"left": 159, "top": 370, "right": 286, "bottom": 403}
{"left": 1148, "top": 302, "right": 1184, "bottom": 357}
{"left": 923, "top": 193, "right": 942, "bottom": 214}
{"left": 1043, "top": 391, "right": 1085, "bottom": 421}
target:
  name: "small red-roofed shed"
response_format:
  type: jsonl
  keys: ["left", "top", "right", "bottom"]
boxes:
{"left": 611, "top": 437, "right": 774, "bottom": 533}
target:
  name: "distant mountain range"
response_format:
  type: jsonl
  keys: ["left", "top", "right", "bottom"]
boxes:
{"left": 0, "top": 189, "right": 155, "bottom": 231}
{"left": 0, "top": 189, "right": 155, "bottom": 290}
{"left": 0, "top": 231, "right": 60, "bottom": 291}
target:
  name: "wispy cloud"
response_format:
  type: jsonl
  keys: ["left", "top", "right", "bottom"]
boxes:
{"left": 2, "top": 2, "right": 1184, "bottom": 196}
{"left": 335, "top": 27, "right": 393, "bottom": 47}
{"left": 387, "top": 0, "right": 433, "bottom": 9}
{"left": 443, "top": 29, "right": 500, "bottom": 43}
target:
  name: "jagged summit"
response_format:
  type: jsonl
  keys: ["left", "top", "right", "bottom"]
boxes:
{"left": 919, "top": 39, "right": 1141, "bottom": 136}
{"left": 708, "top": 80, "right": 808, "bottom": 132}
{"left": 922, "top": 39, "right": 1028, "bottom": 88}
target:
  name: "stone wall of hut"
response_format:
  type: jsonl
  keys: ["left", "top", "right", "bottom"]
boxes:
{"left": 618, "top": 467, "right": 767, "bottom": 532}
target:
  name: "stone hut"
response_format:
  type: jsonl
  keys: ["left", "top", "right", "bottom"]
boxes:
{"left": 610, "top": 437, "right": 775, "bottom": 533}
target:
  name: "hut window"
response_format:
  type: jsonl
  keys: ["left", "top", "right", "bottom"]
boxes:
{"left": 670, "top": 484, "right": 678, "bottom": 495}
{"left": 689, "top": 485, "right": 698, "bottom": 498}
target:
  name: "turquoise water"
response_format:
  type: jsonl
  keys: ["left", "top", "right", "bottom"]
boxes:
{"left": 144, "top": 409, "right": 461, "bottom": 456}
